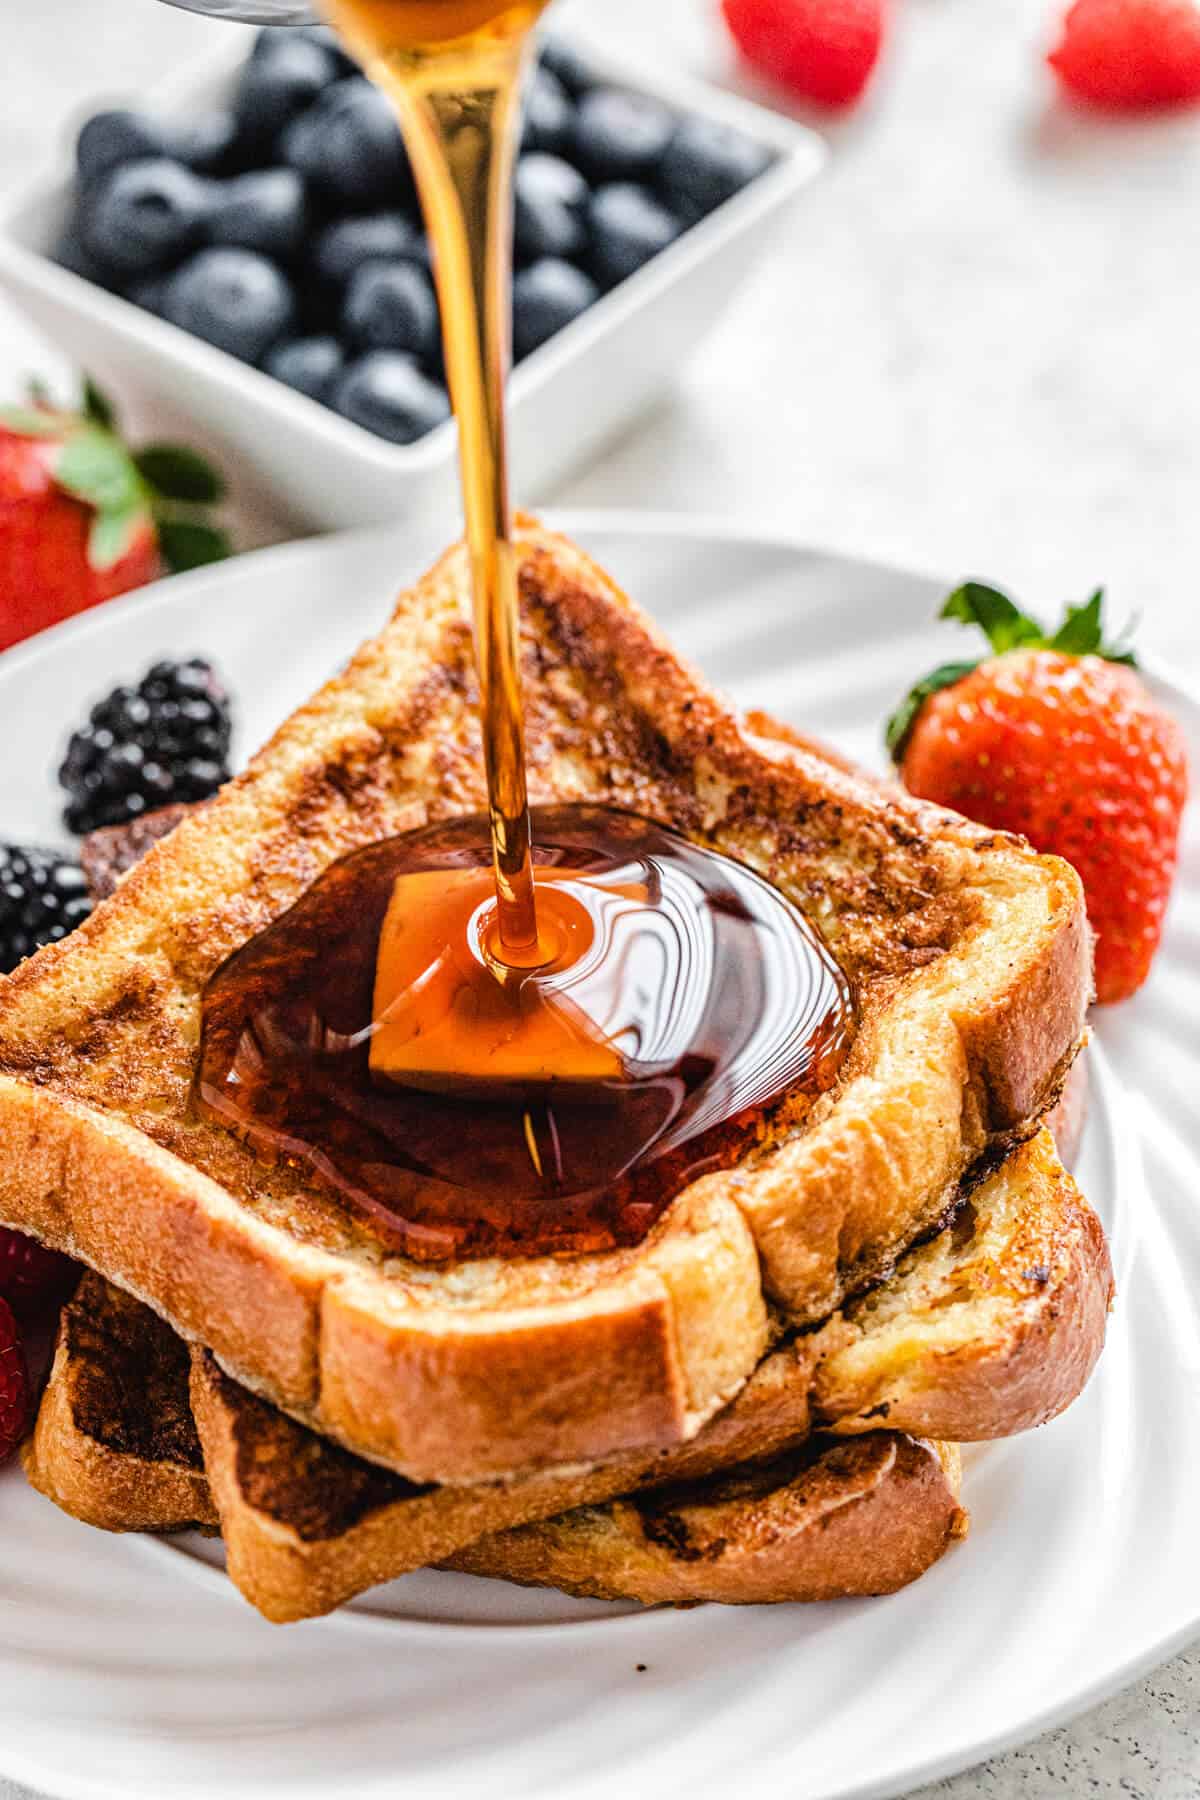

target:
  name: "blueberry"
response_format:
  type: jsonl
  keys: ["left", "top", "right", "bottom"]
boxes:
{"left": 283, "top": 78, "right": 411, "bottom": 210}
{"left": 512, "top": 257, "right": 598, "bottom": 359}
{"left": 333, "top": 353, "right": 450, "bottom": 443}
{"left": 208, "top": 169, "right": 307, "bottom": 260}
{"left": 174, "top": 109, "right": 248, "bottom": 177}
{"left": 160, "top": 248, "right": 295, "bottom": 364}
{"left": 521, "top": 67, "right": 572, "bottom": 155}
{"left": 233, "top": 34, "right": 337, "bottom": 151}
{"left": 265, "top": 335, "right": 345, "bottom": 402}
{"left": 343, "top": 260, "right": 439, "bottom": 357}
{"left": 573, "top": 89, "right": 674, "bottom": 183}
{"left": 80, "top": 159, "right": 212, "bottom": 276}
{"left": 75, "top": 110, "right": 175, "bottom": 187}
{"left": 659, "top": 118, "right": 772, "bottom": 220}
{"left": 587, "top": 183, "right": 679, "bottom": 287}
{"left": 539, "top": 39, "right": 598, "bottom": 98}
{"left": 514, "top": 154, "right": 588, "bottom": 262}
{"left": 313, "top": 211, "right": 423, "bottom": 288}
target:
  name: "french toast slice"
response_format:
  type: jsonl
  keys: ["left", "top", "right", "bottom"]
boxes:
{"left": 23, "top": 1275, "right": 217, "bottom": 1535}
{"left": 0, "top": 523, "right": 1090, "bottom": 1482}
{"left": 445, "top": 1436, "right": 967, "bottom": 1606}
{"left": 25, "top": 1123, "right": 1109, "bottom": 1620}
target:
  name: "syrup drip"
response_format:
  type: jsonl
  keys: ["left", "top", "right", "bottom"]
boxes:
{"left": 325, "top": 0, "right": 550, "bottom": 957}
{"left": 195, "top": 806, "right": 854, "bottom": 1262}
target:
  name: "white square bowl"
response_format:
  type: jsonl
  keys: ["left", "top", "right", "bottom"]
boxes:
{"left": 0, "top": 40, "right": 824, "bottom": 531}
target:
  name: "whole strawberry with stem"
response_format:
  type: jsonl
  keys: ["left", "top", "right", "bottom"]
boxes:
{"left": 0, "top": 378, "right": 230, "bottom": 656}
{"left": 888, "top": 584, "right": 1189, "bottom": 1005}
{"left": 0, "top": 1296, "right": 30, "bottom": 1467}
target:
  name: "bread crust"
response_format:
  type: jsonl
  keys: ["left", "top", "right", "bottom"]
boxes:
{"left": 0, "top": 524, "right": 1091, "bottom": 1482}
{"left": 22, "top": 1277, "right": 216, "bottom": 1535}
{"left": 445, "top": 1435, "right": 967, "bottom": 1605}
{"left": 29, "top": 1126, "right": 1107, "bottom": 1621}
{"left": 812, "top": 1128, "right": 1113, "bottom": 1440}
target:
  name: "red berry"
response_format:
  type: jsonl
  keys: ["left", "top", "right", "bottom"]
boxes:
{"left": 0, "top": 1298, "right": 29, "bottom": 1467}
{"left": 722, "top": 0, "right": 886, "bottom": 106}
{"left": 0, "top": 384, "right": 228, "bottom": 655}
{"left": 1048, "top": 0, "right": 1200, "bottom": 107}
{"left": 0, "top": 429, "right": 160, "bottom": 654}
{"left": 0, "top": 1227, "right": 78, "bottom": 1322}
{"left": 900, "top": 650, "right": 1189, "bottom": 1004}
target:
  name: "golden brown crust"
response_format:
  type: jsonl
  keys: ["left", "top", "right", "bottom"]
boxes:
{"left": 191, "top": 1337, "right": 830, "bottom": 1624}
{"left": 29, "top": 1128, "right": 1107, "bottom": 1621}
{"left": 446, "top": 1435, "right": 967, "bottom": 1605}
{"left": 0, "top": 524, "right": 1091, "bottom": 1482}
{"left": 811, "top": 1128, "right": 1114, "bottom": 1440}
{"left": 22, "top": 1277, "right": 216, "bottom": 1535}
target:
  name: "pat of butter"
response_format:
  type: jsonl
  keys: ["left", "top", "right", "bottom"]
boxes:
{"left": 369, "top": 869, "right": 623, "bottom": 1093}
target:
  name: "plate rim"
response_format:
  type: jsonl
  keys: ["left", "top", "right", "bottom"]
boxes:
{"left": 0, "top": 508, "right": 1196, "bottom": 1800}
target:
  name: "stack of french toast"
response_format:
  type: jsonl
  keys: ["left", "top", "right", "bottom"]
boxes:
{"left": 1, "top": 523, "right": 1112, "bottom": 1622}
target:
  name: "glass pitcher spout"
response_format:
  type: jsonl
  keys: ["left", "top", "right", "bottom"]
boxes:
{"left": 156, "top": 0, "right": 317, "bottom": 23}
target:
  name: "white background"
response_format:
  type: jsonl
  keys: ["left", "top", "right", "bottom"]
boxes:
{"left": 3, "top": 0, "right": 1200, "bottom": 1794}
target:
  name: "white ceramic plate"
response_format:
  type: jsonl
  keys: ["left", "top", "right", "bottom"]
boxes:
{"left": 0, "top": 513, "right": 1197, "bottom": 1800}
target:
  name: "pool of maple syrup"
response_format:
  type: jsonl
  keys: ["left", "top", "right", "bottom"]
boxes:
{"left": 198, "top": 0, "right": 857, "bottom": 1260}
{"left": 195, "top": 807, "right": 853, "bottom": 1262}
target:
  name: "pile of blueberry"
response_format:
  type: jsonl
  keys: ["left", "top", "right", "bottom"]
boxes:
{"left": 57, "top": 28, "right": 772, "bottom": 447}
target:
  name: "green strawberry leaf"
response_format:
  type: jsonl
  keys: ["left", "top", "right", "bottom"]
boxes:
{"left": 82, "top": 377, "right": 117, "bottom": 432}
{"left": 157, "top": 518, "right": 232, "bottom": 573}
{"left": 54, "top": 427, "right": 144, "bottom": 516}
{"left": 940, "top": 583, "right": 1044, "bottom": 654}
{"left": 890, "top": 580, "right": 1142, "bottom": 771}
{"left": 885, "top": 660, "right": 980, "bottom": 764}
{"left": 0, "top": 405, "right": 65, "bottom": 438}
{"left": 1047, "top": 588, "right": 1105, "bottom": 656}
{"left": 88, "top": 502, "right": 148, "bottom": 572}
{"left": 137, "top": 443, "right": 225, "bottom": 506}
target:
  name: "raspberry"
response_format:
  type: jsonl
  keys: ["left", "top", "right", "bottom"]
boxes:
{"left": 0, "top": 1227, "right": 78, "bottom": 1323}
{"left": 0, "top": 1298, "right": 30, "bottom": 1467}
{"left": 1048, "top": 0, "right": 1200, "bottom": 107}
{"left": 722, "top": 0, "right": 886, "bottom": 106}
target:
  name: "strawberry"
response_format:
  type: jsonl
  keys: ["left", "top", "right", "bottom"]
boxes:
{"left": 722, "top": 0, "right": 886, "bottom": 106}
{"left": 1048, "top": 0, "right": 1200, "bottom": 107}
{"left": 888, "top": 585, "right": 1189, "bottom": 1005}
{"left": 0, "top": 379, "right": 231, "bottom": 656}
{"left": 0, "top": 1228, "right": 78, "bottom": 1323}
{"left": 0, "top": 1297, "right": 29, "bottom": 1467}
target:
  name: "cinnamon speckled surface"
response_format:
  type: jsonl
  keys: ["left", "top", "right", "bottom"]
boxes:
{"left": 4, "top": 0, "right": 1200, "bottom": 1794}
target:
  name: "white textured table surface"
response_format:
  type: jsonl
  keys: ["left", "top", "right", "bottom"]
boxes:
{"left": 3, "top": 2, "right": 1200, "bottom": 1795}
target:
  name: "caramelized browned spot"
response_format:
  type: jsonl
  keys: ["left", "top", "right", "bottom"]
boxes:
{"left": 65, "top": 1273, "right": 203, "bottom": 1469}
{"left": 634, "top": 1434, "right": 893, "bottom": 1561}
{"left": 208, "top": 1359, "right": 424, "bottom": 1540}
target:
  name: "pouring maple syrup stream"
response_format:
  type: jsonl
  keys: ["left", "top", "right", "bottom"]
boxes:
{"left": 325, "top": 0, "right": 548, "bottom": 961}
{"left": 195, "top": 0, "right": 855, "bottom": 1260}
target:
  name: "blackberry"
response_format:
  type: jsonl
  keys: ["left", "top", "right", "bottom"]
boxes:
{"left": 60, "top": 658, "right": 234, "bottom": 835}
{"left": 0, "top": 847, "right": 92, "bottom": 974}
